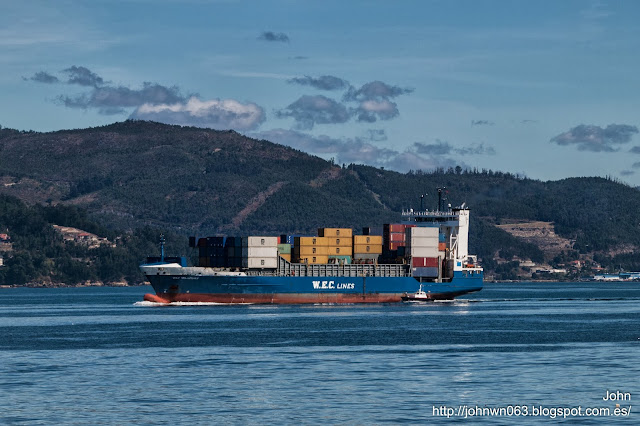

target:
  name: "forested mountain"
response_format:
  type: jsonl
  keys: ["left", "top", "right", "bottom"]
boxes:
{"left": 1, "top": 120, "right": 639, "bottom": 284}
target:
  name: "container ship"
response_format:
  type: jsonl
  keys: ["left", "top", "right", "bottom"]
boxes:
{"left": 141, "top": 205, "right": 483, "bottom": 304}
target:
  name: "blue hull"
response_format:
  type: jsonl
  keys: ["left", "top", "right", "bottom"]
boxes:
{"left": 145, "top": 271, "right": 483, "bottom": 304}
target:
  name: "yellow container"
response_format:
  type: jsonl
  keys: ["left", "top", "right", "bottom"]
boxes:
{"left": 354, "top": 235, "right": 383, "bottom": 245}
{"left": 327, "top": 237, "right": 352, "bottom": 247}
{"left": 295, "top": 236, "right": 329, "bottom": 246}
{"left": 295, "top": 255, "right": 329, "bottom": 264}
{"left": 294, "top": 246, "right": 329, "bottom": 256}
{"left": 327, "top": 246, "right": 352, "bottom": 256}
{"left": 318, "top": 228, "right": 353, "bottom": 238}
{"left": 279, "top": 253, "right": 291, "bottom": 262}
{"left": 353, "top": 244, "right": 383, "bottom": 254}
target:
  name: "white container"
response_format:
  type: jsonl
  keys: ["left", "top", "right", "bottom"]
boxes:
{"left": 242, "top": 247, "right": 278, "bottom": 257}
{"left": 410, "top": 246, "right": 439, "bottom": 257}
{"left": 409, "top": 227, "right": 439, "bottom": 237}
{"left": 242, "top": 257, "right": 278, "bottom": 268}
{"left": 408, "top": 237, "right": 438, "bottom": 248}
{"left": 242, "top": 236, "right": 278, "bottom": 247}
{"left": 405, "top": 227, "right": 439, "bottom": 249}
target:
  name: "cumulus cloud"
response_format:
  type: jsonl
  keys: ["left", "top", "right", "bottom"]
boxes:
{"left": 130, "top": 97, "right": 266, "bottom": 130}
{"left": 28, "top": 65, "right": 266, "bottom": 131}
{"left": 471, "top": 120, "right": 494, "bottom": 126}
{"left": 287, "top": 75, "right": 349, "bottom": 91}
{"left": 57, "top": 82, "right": 186, "bottom": 114}
{"left": 551, "top": 124, "right": 639, "bottom": 152}
{"left": 63, "top": 65, "right": 105, "bottom": 87}
{"left": 276, "top": 95, "right": 351, "bottom": 130}
{"left": 23, "top": 71, "right": 59, "bottom": 84}
{"left": 356, "top": 99, "right": 399, "bottom": 122}
{"left": 342, "top": 80, "right": 413, "bottom": 123}
{"left": 343, "top": 81, "right": 413, "bottom": 102}
{"left": 259, "top": 31, "right": 289, "bottom": 43}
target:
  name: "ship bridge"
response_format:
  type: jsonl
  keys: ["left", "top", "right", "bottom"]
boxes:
{"left": 401, "top": 207, "right": 471, "bottom": 264}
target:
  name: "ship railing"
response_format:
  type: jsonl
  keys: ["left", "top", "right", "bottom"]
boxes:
{"left": 402, "top": 209, "right": 459, "bottom": 217}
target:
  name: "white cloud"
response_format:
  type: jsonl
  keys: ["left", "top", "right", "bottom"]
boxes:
{"left": 132, "top": 96, "right": 266, "bottom": 130}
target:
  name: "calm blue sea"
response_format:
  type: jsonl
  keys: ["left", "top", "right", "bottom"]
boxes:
{"left": 0, "top": 282, "right": 637, "bottom": 424}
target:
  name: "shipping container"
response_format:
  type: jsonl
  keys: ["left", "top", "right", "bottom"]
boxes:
{"left": 412, "top": 267, "right": 439, "bottom": 277}
{"left": 197, "top": 238, "right": 208, "bottom": 247}
{"left": 294, "top": 245, "right": 329, "bottom": 256}
{"left": 412, "top": 257, "right": 439, "bottom": 267}
{"left": 439, "top": 233, "right": 446, "bottom": 243}
{"left": 294, "top": 255, "right": 330, "bottom": 264}
{"left": 353, "top": 244, "right": 383, "bottom": 254}
{"left": 407, "top": 237, "right": 439, "bottom": 248}
{"left": 277, "top": 243, "right": 291, "bottom": 254}
{"left": 383, "top": 224, "right": 406, "bottom": 233}
{"left": 242, "top": 257, "right": 278, "bottom": 268}
{"left": 327, "top": 237, "right": 352, "bottom": 247}
{"left": 387, "top": 233, "right": 405, "bottom": 243}
{"left": 354, "top": 235, "right": 383, "bottom": 245}
{"left": 294, "top": 236, "right": 329, "bottom": 246}
{"left": 410, "top": 246, "right": 439, "bottom": 257}
{"left": 243, "top": 236, "right": 278, "bottom": 247}
{"left": 242, "top": 246, "right": 278, "bottom": 258}
{"left": 318, "top": 228, "right": 353, "bottom": 238}
{"left": 389, "top": 242, "right": 405, "bottom": 251}
{"left": 327, "top": 246, "right": 352, "bottom": 256}
{"left": 206, "top": 236, "right": 225, "bottom": 247}
{"left": 362, "top": 226, "right": 383, "bottom": 236}
{"left": 279, "top": 253, "right": 291, "bottom": 262}
{"left": 438, "top": 242, "right": 447, "bottom": 251}
{"left": 408, "top": 227, "right": 439, "bottom": 238}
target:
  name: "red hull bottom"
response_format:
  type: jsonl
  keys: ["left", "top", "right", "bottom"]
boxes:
{"left": 143, "top": 292, "right": 458, "bottom": 304}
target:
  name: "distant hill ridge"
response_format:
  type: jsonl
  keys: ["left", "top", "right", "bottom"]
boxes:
{"left": 2, "top": 120, "right": 640, "bottom": 279}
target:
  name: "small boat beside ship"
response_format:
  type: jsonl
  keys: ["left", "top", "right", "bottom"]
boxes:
{"left": 140, "top": 203, "right": 483, "bottom": 304}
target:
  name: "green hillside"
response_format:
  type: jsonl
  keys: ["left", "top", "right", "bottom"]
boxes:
{"left": 1, "top": 120, "right": 639, "bottom": 284}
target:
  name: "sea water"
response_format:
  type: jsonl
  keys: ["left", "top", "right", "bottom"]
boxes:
{"left": 0, "top": 283, "right": 637, "bottom": 424}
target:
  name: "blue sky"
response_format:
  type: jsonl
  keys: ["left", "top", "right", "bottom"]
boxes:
{"left": 3, "top": 0, "right": 640, "bottom": 184}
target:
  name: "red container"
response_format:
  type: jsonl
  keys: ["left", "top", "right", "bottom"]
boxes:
{"left": 384, "top": 224, "right": 405, "bottom": 233}
{"left": 388, "top": 232, "right": 405, "bottom": 242}
{"left": 438, "top": 242, "right": 447, "bottom": 251}
{"left": 389, "top": 242, "right": 405, "bottom": 250}
{"left": 412, "top": 257, "right": 439, "bottom": 267}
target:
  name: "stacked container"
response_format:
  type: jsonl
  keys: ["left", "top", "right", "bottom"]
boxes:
{"left": 277, "top": 243, "right": 292, "bottom": 262}
{"left": 320, "top": 228, "right": 353, "bottom": 257}
{"left": 225, "top": 237, "right": 243, "bottom": 268}
{"left": 383, "top": 224, "right": 415, "bottom": 250}
{"left": 406, "top": 227, "right": 440, "bottom": 278}
{"left": 242, "top": 236, "right": 278, "bottom": 268}
{"left": 353, "top": 235, "right": 383, "bottom": 261}
{"left": 198, "top": 236, "right": 226, "bottom": 267}
{"left": 293, "top": 236, "right": 329, "bottom": 264}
